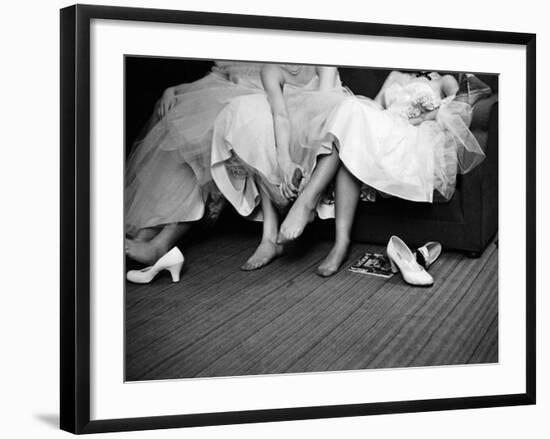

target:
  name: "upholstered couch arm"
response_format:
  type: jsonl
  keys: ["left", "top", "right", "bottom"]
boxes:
{"left": 459, "top": 99, "right": 499, "bottom": 252}
{"left": 470, "top": 94, "right": 499, "bottom": 133}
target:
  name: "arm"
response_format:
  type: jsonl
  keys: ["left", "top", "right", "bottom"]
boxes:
{"left": 316, "top": 66, "right": 338, "bottom": 91}
{"left": 441, "top": 74, "right": 459, "bottom": 97}
{"left": 158, "top": 77, "right": 200, "bottom": 118}
{"left": 409, "top": 109, "right": 437, "bottom": 126}
{"left": 374, "top": 70, "right": 401, "bottom": 107}
{"left": 261, "top": 64, "right": 292, "bottom": 163}
{"left": 261, "top": 64, "right": 301, "bottom": 199}
{"left": 158, "top": 69, "right": 219, "bottom": 118}
{"left": 157, "top": 86, "right": 176, "bottom": 119}
{"left": 409, "top": 74, "right": 459, "bottom": 125}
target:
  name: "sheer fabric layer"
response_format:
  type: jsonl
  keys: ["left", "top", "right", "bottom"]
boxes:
{"left": 320, "top": 72, "right": 485, "bottom": 209}
{"left": 211, "top": 74, "right": 350, "bottom": 220}
{"left": 125, "top": 71, "right": 267, "bottom": 236}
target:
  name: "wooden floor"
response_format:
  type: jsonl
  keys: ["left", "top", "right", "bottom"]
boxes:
{"left": 125, "top": 230, "right": 498, "bottom": 381}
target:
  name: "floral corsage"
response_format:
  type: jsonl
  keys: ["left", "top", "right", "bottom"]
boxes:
{"left": 406, "top": 94, "right": 441, "bottom": 119}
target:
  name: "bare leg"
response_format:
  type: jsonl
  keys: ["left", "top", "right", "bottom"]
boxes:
{"left": 278, "top": 149, "right": 341, "bottom": 244}
{"left": 241, "top": 185, "right": 284, "bottom": 271}
{"left": 317, "top": 165, "right": 361, "bottom": 277}
{"left": 126, "top": 222, "right": 193, "bottom": 265}
{"left": 125, "top": 226, "right": 162, "bottom": 262}
{"left": 133, "top": 227, "right": 161, "bottom": 242}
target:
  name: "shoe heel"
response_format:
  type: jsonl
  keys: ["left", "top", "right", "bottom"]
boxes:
{"left": 388, "top": 257, "right": 399, "bottom": 274}
{"left": 167, "top": 262, "right": 183, "bottom": 282}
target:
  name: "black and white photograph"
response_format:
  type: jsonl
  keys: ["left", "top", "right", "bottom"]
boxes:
{"left": 55, "top": 2, "right": 537, "bottom": 434}
{"left": 124, "top": 57, "right": 499, "bottom": 381}
{"left": 3, "top": 0, "right": 546, "bottom": 436}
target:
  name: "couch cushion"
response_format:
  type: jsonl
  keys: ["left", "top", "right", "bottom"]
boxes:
{"left": 355, "top": 189, "right": 465, "bottom": 222}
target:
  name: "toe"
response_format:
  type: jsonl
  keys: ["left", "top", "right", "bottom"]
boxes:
{"left": 316, "top": 267, "right": 332, "bottom": 277}
{"left": 278, "top": 229, "right": 294, "bottom": 244}
{"left": 317, "top": 269, "right": 327, "bottom": 277}
{"left": 241, "top": 258, "right": 263, "bottom": 271}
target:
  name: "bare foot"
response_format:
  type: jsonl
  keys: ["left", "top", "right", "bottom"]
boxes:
{"left": 125, "top": 238, "right": 166, "bottom": 265}
{"left": 316, "top": 240, "right": 350, "bottom": 277}
{"left": 241, "top": 240, "right": 284, "bottom": 271}
{"left": 277, "top": 199, "right": 316, "bottom": 244}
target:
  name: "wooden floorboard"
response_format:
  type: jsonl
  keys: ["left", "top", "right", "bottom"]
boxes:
{"left": 410, "top": 246, "right": 498, "bottom": 366}
{"left": 198, "top": 248, "right": 374, "bottom": 377}
{"left": 126, "top": 235, "right": 330, "bottom": 379}
{"left": 125, "top": 231, "right": 498, "bottom": 381}
{"left": 125, "top": 232, "right": 254, "bottom": 356}
{"left": 468, "top": 314, "right": 498, "bottom": 364}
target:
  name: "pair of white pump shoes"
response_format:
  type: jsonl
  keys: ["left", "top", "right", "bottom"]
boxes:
{"left": 386, "top": 236, "right": 442, "bottom": 287}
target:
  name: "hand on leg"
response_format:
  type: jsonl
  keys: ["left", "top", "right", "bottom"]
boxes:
{"left": 277, "top": 149, "right": 340, "bottom": 244}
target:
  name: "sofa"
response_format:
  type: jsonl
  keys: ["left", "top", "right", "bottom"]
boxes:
{"left": 320, "top": 68, "right": 499, "bottom": 257}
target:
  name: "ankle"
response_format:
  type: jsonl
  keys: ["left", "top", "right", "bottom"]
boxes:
{"left": 261, "top": 236, "right": 279, "bottom": 246}
{"left": 333, "top": 237, "right": 351, "bottom": 251}
{"left": 149, "top": 238, "right": 171, "bottom": 258}
{"left": 294, "top": 190, "right": 318, "bottom": 211}
{"left": 261, "top": 227, "right": 278, "bottom": 243}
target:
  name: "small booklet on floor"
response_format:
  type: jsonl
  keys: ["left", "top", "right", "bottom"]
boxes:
{"left": 348, "top": 252, "right": 394, "bottom": 278}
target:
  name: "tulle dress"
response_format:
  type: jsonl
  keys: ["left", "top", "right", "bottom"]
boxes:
{"left": 125, "top": 62, "right": 271, "bottom": 237}
{"left": 211, "top": 64, "right": 349, "bottom": 219}
{"left": 321, "top": 71, "right": 485, "bottom": 208}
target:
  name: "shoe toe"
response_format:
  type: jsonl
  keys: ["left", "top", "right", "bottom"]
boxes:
{"left": 420, "top": 270, "right": 434, "bottom": 286}
{"left": 126, "top": 270, "right": 139, "bottom": 283}
{"left": 126, "top": 270, "right": 148, "bottom": 284}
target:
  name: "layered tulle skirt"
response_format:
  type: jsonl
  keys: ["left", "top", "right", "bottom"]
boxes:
{"left": 125, "top": 73, "right": 267, "bottom": 237}
{"left": 321, "top": 95, "right": 485, "bottom": 206}
{"left": 211, "top": 82, "right": 349, "bottom": 220}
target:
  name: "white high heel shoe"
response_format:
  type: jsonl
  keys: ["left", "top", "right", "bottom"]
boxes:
{"left": 415, "top": 241, "right": 442, "bottom": 270}
{"left": 126, "top": 247, "right": 184, "bottom": 284}
{"left": 386, "top": 236, "right": 433, "bottom": 287}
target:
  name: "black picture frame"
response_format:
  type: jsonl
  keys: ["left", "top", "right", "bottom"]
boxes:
{"left": 60, "top": 4, "right": 536, "bottom": 434}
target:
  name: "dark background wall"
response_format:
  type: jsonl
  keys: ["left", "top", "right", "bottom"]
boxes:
{"left": 125, "top": 57, "right": 214, "bottom": 154}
